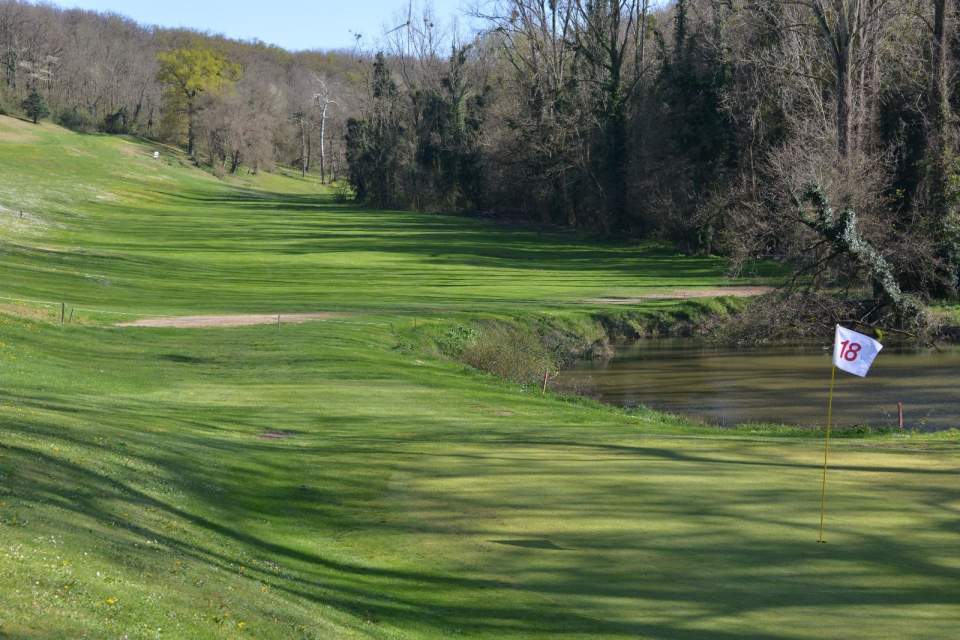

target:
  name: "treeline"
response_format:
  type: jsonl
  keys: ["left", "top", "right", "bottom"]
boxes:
{"left": 0, "top": 0, "right": 363, "bottom": 179}
{"left": 3, "top": 0, "right": 959, "bottom": 332}
{"left": 344, "top": 0, "right": 960, "bottom": 332}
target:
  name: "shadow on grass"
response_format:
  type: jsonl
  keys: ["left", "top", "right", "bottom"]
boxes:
{"left": 3, "top": 395, "right": 959, "bottom": 637}
{"left": 152, "top": 188, "right": 731, "bottom": 278}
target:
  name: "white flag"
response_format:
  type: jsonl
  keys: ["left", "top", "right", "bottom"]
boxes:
{"left": 833, "top": 325, "right": 883, "bottom": 377}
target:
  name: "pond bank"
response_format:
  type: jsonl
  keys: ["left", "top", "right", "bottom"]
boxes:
{"left": 400, "top": 296, "right": 748, "bottom": 389}
{"left": 407, "top": 298, "right": 960, "bottom": 434}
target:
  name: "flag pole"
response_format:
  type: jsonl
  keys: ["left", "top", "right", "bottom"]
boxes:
{"left": 817, "top": 365, "right": 838, "bottom": 543}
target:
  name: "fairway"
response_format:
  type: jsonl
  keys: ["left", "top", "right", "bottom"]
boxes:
{"left": 0, "top": 117, "right": 753, "bottom": 319}
{"left": 1, "top": 117, "right": 958, "bottom": 639}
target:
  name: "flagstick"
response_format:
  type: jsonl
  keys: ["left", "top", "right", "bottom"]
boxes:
{"left": 817, "top": 365, "right": 838, "bottom": 544}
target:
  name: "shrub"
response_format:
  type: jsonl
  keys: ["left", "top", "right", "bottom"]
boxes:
{"left": 436, "top": 325, "right": 479, "bottom": 358}
{"left": 460, "top": 323, "right": 554, "bottom": 385}
{"left": 101, "top": 107, "right": 129, "bottom": 134}
{"left": 333, "top": 181, "right": 354, "bottom": 204}
{"left": 57, "top": 107, "right": 94, "bottom": 132}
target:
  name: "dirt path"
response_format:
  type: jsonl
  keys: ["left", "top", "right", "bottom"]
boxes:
{"left": 585, "top": 286, "right": 774, "bottom": 305}
{"left": 117, "top": 312, "right": 347, "bottom": 328}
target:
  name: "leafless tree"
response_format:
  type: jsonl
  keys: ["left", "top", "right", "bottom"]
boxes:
{"left": 313, "top": 75, "right": 338, "bottom": 183}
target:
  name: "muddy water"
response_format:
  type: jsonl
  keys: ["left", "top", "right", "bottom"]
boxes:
{"left": 560, "top": 339, "right": 960, "bottom": 431}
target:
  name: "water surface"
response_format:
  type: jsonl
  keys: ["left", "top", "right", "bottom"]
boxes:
{"left": 561, "top": 339, "right": 960, "bottom": 431}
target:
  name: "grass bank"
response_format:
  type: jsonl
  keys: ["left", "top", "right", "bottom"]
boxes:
{"left": 396, "top": 296, "right": 749, "bottom": 389}
{"left": 1, "top": 116, "right": 958, "bottom": 639}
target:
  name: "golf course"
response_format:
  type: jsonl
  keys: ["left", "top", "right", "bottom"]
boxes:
{"left": 1, "top": 115, "right": 958, "bottom": 639}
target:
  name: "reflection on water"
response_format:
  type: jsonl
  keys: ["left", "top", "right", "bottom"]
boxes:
{"left": 560, "top": 339, "right": 960, "bottom": 431}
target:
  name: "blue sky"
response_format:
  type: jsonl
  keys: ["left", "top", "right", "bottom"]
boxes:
{"left": 52, "top": 0, "right": 474, "bottom": 51}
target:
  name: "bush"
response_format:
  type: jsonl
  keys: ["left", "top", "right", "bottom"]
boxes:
{"left": 333, "top": 180, "right": 354, "bottom": 204}
{"left": 424, "top": 316, "right": 612, "bottom": 387}
{"left": 460, "top": 323, "right": 554, "bottom": 385}
{"left": 57, "top": 108, "right": 94, "bottom": 132}
{"left": 100, "top": 107, "right": 129, "bottom": 134}
{"left": 436, "top": 325, "right": 479, "bottom": 357}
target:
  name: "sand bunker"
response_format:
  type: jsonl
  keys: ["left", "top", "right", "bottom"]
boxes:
{"left": 586, "top": 286, "right": 774, "bottom": 305}
{"left": 118, "top": 312, "right": 346, "bottom": 328}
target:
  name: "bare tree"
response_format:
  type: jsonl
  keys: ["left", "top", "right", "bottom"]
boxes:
{"left": 0, "top": 2, "right": 26, "bottom": 90}
{"left": 572, "top": 0, "right": 651, "bottom": 230}
{"left": 314, "top": 76, "right": 338, "bottom": 183}
{"left": 788, "top": 0, "right": 892, "bottom": 158}
{"left": 475, "top": 0, "right": 582, "bottom": 224}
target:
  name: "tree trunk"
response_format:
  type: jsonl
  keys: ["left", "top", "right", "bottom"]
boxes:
{"left": 810, "top": 0, "right": 860, "bottom": 159}
{"left": 132, "top": 84, "right": 146, "bottom": 127}
{"left": 835, "top": 43, "right": 852, "bottom": 158}
{"left": 300, "top": 117, "right": 307, "bottom": 178}
{"left": 305, "top": 127, "right": 312, "bottom": 173}
{"left": 187, "top": 95, "right": 196, "bottom": 160}
{"left": 856, "top": 0, "right": 881, "bottom": 149}
{"left": 802, "top": 186, "right": 926, "bottom": 330}
{"left": 927, "top": 0, "right": 950, "bottom": 216}
{"left": 320, "top": 102, "right": 329, "bottom": 184}
{"left": 603, "top": 0, "right": 627, "bottom": 229}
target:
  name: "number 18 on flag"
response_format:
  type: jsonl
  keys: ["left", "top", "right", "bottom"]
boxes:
{"left": 833, "top": 325, "right": 883, "bottom": 377}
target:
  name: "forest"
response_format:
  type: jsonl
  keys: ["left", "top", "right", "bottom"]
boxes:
{"left": 2, "top": 0, "right": 960, "bottom": 337}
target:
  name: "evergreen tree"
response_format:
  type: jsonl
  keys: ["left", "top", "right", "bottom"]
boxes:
{"left": 412, "top": 46, "right": 488, "bottom": 211}
{"left": 21, "top": 88, "right": 50, "bottom": 124}
{"left": 344, "top": 53, "right": 408, "bottom": 207}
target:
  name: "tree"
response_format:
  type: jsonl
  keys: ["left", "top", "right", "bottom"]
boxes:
{"left": 314, "top": 77, "right": 337, "bottom": 184}
{"left": 791, "top": 0, "right": 891, "bottom": 158}
{"left": 344, "top": 53, "right": 409, "bottom": 206}
{"left": 0, "top": 2, "right": 26, "bottom": 90}
{"left": 920, "top": 0, "right": 960, "bottom": 292}
{"left": 653, "top": 0, "right": 734, "bottom": 248}
{"left": 480, "top": 0, "right": 582, "bottom": 226}
{"left": 573, "top": 0, "right": 651, "bottom": 232}
{"left": 21, "top": 86, "right": 48, "bottom": 123}
{"left": 408, "top": 45, "right": 488, "bottom": 210}
{"left": 156, "top": 47, "right": 240, "bottom": 158}
{"left": 799, "top": 185, "right": 926, "bottom": 331}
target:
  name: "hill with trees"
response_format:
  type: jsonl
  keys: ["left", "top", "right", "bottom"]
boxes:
{"left": 0, "top": 0, "right": 363, "bottom": 180}
{"left": 3, "top": 0, "right": 960, "bottom": 336}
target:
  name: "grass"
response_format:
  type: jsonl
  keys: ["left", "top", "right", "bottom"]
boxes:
{"left": 1, "top": 115, "right": 958, "bottom": 639}
{"left": 0, "top": 117, "right": 776, "bottom": 320}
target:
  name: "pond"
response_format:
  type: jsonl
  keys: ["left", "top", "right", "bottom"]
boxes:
{"left": 560, "top": 339, "right": 960, "bottom": 432}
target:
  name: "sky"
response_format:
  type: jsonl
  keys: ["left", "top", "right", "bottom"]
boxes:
{"left": 52, "top": 0, "right": 474, "bottom": 51}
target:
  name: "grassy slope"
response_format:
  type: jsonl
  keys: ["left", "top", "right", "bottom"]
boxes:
{"left": 0, "top": 119, "right": 761, "bottom": 319}
{"left": 0, "top": 116, "right": 958, "bottom": 639}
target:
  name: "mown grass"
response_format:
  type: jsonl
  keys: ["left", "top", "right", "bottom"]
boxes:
{"left": 1, "top": 115, "right": 958, "bottom": 639}
{"left": 0, "top": 117, "right": 771, "bottom": 320}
